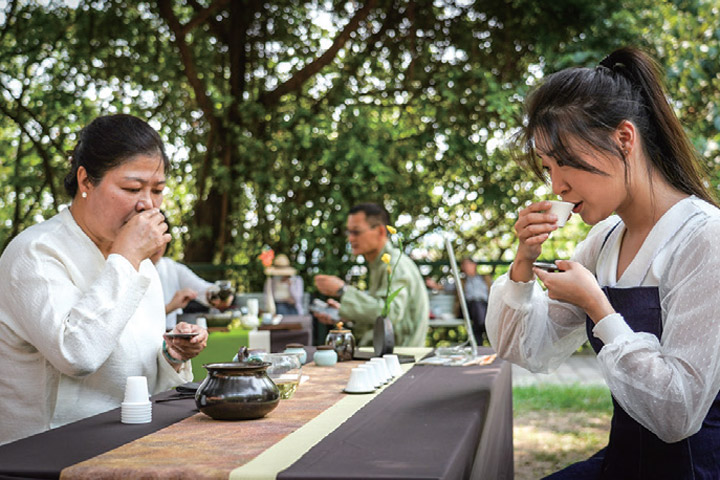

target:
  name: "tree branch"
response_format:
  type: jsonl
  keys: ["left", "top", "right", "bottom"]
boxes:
{"left": 0, "top": 98, "right": 60, "bottom": 209}
{"left": 260, "top": 0, "right": 378, "bottom": 106}
{"left": 182, "top": 0, "right": 230, "bottom": 37}
{"left": 157, "top": 0, "right": 220, "bottom": 132}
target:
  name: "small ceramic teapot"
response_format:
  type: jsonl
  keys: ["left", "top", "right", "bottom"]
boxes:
{"left": 325, "top": 322, "right": 355, "bottom": 362}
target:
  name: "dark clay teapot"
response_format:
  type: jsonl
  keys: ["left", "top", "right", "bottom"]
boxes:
{"left": 195, "top": 348, "right": 280, "bottom": 420}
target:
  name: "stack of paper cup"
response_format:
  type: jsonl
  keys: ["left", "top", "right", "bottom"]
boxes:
{"left": 121, "top": 376, "right": 152, "bottom": 424}
{"left": 383, "top": 354, "right": 403, "bottom": 377}
{"left": 345, "top": 368, "right": 374, "bottom": 393}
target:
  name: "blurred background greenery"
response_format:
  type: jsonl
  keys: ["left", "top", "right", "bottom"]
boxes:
{"left": 1, "top": 0, "right": 718, "bottom": 293}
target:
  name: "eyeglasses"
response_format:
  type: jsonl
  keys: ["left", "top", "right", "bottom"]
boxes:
{"left": 345, "top": 225, "right": 381, "bottom": 237}
{"left": 345, "top": 229, "right": 370, "bottom": 237}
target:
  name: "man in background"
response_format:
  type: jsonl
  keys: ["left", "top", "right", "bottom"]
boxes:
{"left": 314, "top": 203, "right": 429, "bottom": 347}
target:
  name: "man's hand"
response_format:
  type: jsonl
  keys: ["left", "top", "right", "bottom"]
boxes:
{"left": 314, "top": 274, "right": 345, "bottom": 297}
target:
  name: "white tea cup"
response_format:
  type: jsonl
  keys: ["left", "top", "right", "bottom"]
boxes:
{"left": 547, "top": 200, "right": 574, "bottom": 227}
{"left": 364, "top": 361, "right": 385, "bottom": 386}
{"left": 383, "top": 354, "right": 403, "bottom": 377}
{"left": 370, "top": 357, "right": 391, "bottom": 383}
{"left": 123, "top": 376, "right": 150, "bottom": 404}
{"left": 358, "top": 364, "right": 381, "bottom": 388}
{"left": 345, "top": 368, "right": 373, "bottom": 393}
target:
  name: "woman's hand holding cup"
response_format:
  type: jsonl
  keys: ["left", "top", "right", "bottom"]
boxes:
{"left": 111, "top": 208, "right": 171, "bottom": 270}
{"left": 512, "top": 201, "right": 560, "bottom": 282}
{"left": 533, "top": 260, "right": 614, "bottom": 324}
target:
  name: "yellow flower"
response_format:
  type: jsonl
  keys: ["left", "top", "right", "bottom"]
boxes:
{"left": 387, "top": 265, "right": 392, "bottom": 274}
{"left": 386, "top": 225, "right": 397, "bottom": 235}
{"left": 381, "top": 253, "right": 391, "bottom": 264}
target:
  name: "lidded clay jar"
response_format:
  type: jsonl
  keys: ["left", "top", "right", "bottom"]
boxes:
{"left": 283, "top": 343, "right": 307, "bottom": 365}
{"left": 313, "top": 345, "right": 338, "bottom": 366}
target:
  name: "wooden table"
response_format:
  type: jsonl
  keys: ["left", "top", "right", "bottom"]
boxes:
{"left": 0, "top": 348, "right": 513, "bottom": 480}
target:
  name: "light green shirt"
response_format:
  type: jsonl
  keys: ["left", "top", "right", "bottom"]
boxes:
{"left": 339, "top": 242, "right": 429, "bottom": 347}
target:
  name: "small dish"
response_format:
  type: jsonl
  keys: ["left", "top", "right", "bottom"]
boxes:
{"left": 165, "top": 332, "right": 200, "bottom": 339}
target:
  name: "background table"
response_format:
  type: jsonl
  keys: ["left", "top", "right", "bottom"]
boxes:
{"left": 0, "top": 347, "right": 512, "bottom": 480}
{"left": 184, "top": 313, "right": 314, "bottom": 380}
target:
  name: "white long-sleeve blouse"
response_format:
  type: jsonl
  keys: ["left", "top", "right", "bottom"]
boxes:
{"left": 486, "top": 196, "right": 720, "bottom": 443}
{"left": 0, "top": 207, "right": 191, "bottom": 445}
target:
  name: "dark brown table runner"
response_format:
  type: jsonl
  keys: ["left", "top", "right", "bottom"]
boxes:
{"left": 278, "top": 354, "right": 513, "bottom": 480}
{"left": 0, "top": 389, "right": 197, "bottom": 480}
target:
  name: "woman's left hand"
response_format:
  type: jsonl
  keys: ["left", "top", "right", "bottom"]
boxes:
{"left": 533, "top": 260, "right": 615, "bottom": 323}
{"left": 164, "top": 322, "right": 208, "bottom": 362}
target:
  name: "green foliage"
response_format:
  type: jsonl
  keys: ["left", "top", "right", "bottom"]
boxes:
{"left": 1, "top": 0, "right": 718, "bottom": 294}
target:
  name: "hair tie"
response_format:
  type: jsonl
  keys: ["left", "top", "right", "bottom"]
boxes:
{"left": 599, "top": 54, "right": 613, "bottom": 69}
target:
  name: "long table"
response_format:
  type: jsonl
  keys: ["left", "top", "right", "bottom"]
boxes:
{"left": 0, "top": 347, "right": 513, "bottom": 480}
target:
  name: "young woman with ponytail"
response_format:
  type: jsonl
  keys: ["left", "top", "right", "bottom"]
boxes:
{"left": 486, "top": 47, "right": 720, "bottom": 478}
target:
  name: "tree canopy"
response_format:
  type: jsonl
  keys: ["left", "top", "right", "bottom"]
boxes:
{"left": 1, "top": 0, "right": 718, "bottom": 290}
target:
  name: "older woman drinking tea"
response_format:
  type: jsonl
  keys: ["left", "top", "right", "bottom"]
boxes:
{"left": 0, "top": 114, "right": 207, "bottom": 445}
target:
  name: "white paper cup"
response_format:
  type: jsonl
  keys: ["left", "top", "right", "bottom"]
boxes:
{"left": 123, "top": 376, "right": 150, "bottom": 404}
{"left": 345, "top": 368, "right": 373, "bottom": 393}
{"left": 358, "top": 364, "right": 380, "bottom": 388}
{"left": 383, "top": 354, "right": 403, "bottom": 377}
{"left": 247, "top": 298, "right": 259, "bottom": 316}
{"left": 548, "top": 200, "right": 574, "bottom": 227}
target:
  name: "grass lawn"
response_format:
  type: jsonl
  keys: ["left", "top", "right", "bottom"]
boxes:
{"left": 513, "top": 384, "right": 613, "bottom": 479}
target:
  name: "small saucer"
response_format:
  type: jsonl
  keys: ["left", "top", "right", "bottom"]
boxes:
{"left": 342, "top": 388, "right": 375, "bottom": 394}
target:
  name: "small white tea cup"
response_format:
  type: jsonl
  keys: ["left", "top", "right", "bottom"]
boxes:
{"left": 358, "top": 364, "right": 381, "bottom": 388}
{"left": 383, "top": 354, "right": 403, "bottom": 377}
{"left": 345, "top": 368, "right": 373, "bottom": 393}
{"left": 547, "top": 200, "right": 574, "bottom": 227}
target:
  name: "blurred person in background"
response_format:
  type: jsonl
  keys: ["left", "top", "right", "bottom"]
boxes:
{"left": 426, "top": 257, "right": 490, "bottom": 344}
{"left": 151, "top": 213, "right": 233, "bottom": 330}
{"left": 263, "top": 253, "right": 305, "bottom": 315}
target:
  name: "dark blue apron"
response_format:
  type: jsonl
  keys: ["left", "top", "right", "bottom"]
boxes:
{"left": 581, "top": 286, "right": 720, "bottom": 479}
{"left": 546, "top": 223, "right": 720, "bottom": 479}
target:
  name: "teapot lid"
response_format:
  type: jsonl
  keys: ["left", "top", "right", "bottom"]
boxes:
{"left": 330, "top": 321, "right": 350, "bottom": 333}
{"left": 285, "top": 343, "right": 304, "bottom": 349}
{"left": 317, "top": 345, "right": 334, "bottom": 350}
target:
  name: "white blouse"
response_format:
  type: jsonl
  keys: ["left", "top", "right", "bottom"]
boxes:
{"left": 155, "top": 257, "right": 213, "bottom": 330}
{"left": 486, "top": 196, "right": 720, "bottom": 443}
{"left": 0, "top": 208, "right": 192, "bottom": 446}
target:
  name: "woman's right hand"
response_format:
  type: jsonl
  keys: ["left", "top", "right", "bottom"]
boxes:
{"left": 511, "top": 201, "right": 558, "bottom": 282}
{"left": 110, "top": 208, "right": 171, "bottom": 269}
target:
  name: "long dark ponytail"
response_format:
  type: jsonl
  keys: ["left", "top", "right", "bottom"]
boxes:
{"left": 518, "top": 46, "right": 717, "bottom": 207}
